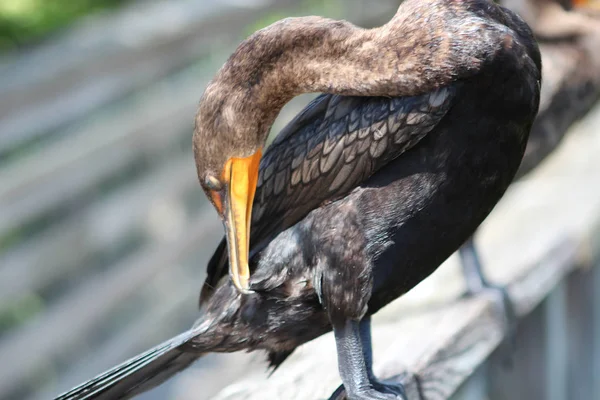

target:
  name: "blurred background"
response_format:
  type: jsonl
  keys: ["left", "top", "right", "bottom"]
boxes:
{"left": 0, "top": 1, "right": 599, "bottom": 400}
{"left": 0, "top": 1, "right": 406, "bottom": 399}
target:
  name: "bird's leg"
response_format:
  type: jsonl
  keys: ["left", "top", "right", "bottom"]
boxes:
{"left": 319, "top": 212, "right": 404, "bottom": 399}
{"left": 328, "top": 318, "right": 406, "bottom": 400}
{"left": 359, "top": 316, "right": 377, "bottom": 382}
{"left": 359, "top": 316, "right": 406, "bottom": 395}
{"left": 459, "top": 236, "right": 489, "bottom": 294}
{"left": 459, "top": 237, "right": 517, "bottom": 355}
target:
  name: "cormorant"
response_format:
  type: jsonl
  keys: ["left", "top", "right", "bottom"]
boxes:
{"left": 55, "top": 1, "right": 541, "bottom": 399}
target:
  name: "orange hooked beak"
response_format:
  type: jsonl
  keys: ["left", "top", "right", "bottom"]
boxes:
{"left": 212, "top": 149, "right": 262, "bottom": 294}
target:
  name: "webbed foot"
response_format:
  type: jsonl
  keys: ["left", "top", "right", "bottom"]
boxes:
{"left": 329, "top": 318, "right": 407, "bottom": 400}
{"left": 329, "top": 382, "right": 406, "bottom": 400}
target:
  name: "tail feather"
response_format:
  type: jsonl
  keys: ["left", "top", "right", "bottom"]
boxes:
{"left": 55, "top": 329, "right": 205, "bottom": 400}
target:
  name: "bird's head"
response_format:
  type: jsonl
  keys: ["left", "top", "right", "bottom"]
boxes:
{"left": 193, "top": 82, "right": 266, "bottom": 294}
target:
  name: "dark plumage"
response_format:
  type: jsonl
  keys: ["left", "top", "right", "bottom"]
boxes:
{"left": 459, "top": 0, "right": 600, "bottom": 311}
{"left": 56, "top": 1, "right": 541, "bottom": 399}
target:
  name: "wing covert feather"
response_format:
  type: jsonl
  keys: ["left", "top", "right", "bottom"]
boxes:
{"left": 251, "top": 85, "right": 457, "bottom": 246}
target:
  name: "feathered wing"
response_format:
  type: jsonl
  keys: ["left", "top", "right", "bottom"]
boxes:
{"left": 54, "top": 329, "right": 205, "bottom": 400}
{"left": 201, "top": 85, "right": 458, "bottom": 301}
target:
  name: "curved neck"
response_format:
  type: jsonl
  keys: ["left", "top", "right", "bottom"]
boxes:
{"left": 196, "top": 1, "right": 495, "bottom": 152}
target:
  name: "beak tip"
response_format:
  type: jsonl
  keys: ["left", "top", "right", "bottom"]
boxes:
{"left": 231, "top": 273, "right": 255, "bottom": 295}
{"left": 233, "top": 281, "right": 255, "bottom": 295}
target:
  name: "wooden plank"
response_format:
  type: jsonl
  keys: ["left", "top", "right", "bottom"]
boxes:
{"left": 449, "top": 365, "right": 488, "bottom": 400}
{"left": 32, "top": 268, "right": 202, "bottom": 400}
{"left": 0, "top": 208, "right": 221, "bottom": 399}
{"left": 0, "top": 156, "right": 198, "bottom": 306}
{"left": 488, "top": 302, "right": 547, "bottom": 400}
{"left": 0, "top": 0, "right": 300, "bottom": 153}
{"left": 565, "top": 266, "right": 595, "bottom": 400}
{"left": 0, "top": 70, "right": 201, "bottom": 237}
{"left": 593, "top": 257, "right": 600, "bottom": 400}
{"left": 545, "top": 283, "right": 568, "bottom": 400}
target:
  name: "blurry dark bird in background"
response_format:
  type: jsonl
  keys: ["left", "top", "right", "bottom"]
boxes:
{"left": 503, "top": 0, "right": 600, "bottom": 40}
{"left": 458, "top": 0, "right": 600, "bottom": 326}
{"left": 512, "top": 0, "right": 599, "bottom": 176}
{"left": 55, "top": 0, "right": 541, "bottom": 399}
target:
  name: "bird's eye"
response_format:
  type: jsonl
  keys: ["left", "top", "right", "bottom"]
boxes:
{"left": 205, "top": 175, "right": 223, "bottom": 191}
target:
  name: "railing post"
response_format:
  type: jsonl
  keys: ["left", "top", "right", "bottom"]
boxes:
{"left": 545, "top": 281, "right": 568, "bottom": 400}
{"left": 450, "top": 364, "right": 488, "bottom": 400}
{"left": 488, "top": 304, "right": 546, "bottom": 399}
{"left": 566, "top": 265, "right": 595, "bottom": 399}
{"left": 593, "top": 260, "right": 600, "bottom": 399}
